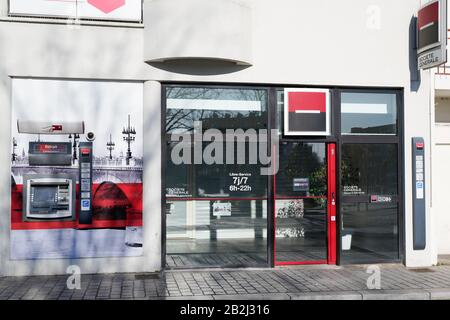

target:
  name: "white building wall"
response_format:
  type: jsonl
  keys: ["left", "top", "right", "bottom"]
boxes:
{"left": 433, "top": 98, "right": 450, "bottom": 255}
{"left": 431, "top": 2, "right": 450, "bottom": 258}
{"left": 0, "top": 0, "right": 438, "bottom": 275}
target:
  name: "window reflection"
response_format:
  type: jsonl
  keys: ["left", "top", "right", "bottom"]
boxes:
{"left": 341, "top": 144, "right": 398, "bottom": 196}
{"left": 341, "top": 92, "right": 397, "bottom": 135}
{"left": 165, "top": 87, "right": 269, "bottom": 268}
{"left": 341, "top": 203, "right": 399, "bottom": 263}
{"left": 166, "top": 87, "right": 268, "bottom": 134}
{"left": 275, "top": 142, "right": 328, "bottom": 263}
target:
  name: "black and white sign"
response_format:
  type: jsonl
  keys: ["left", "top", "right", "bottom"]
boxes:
{"left": 293, "top": 178, "right": 309, "bottom": 192}
{"left": 370, "top": 195, "right": 393, "bottom": 203}
{"left": 213, "top": 202, "right": 232, "bottom": 218}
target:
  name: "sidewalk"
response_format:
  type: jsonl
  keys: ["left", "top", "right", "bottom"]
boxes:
{"left": 1, "top": 264, "right": 450, "bottom": 300}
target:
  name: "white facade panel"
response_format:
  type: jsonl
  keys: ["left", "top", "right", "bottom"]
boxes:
{"left": 0, "top": 0, "right": 441, "bottom": 274}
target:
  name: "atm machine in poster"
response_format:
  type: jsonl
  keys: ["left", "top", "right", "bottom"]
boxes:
{"left": 10, "top": 79, "right": 143, "bottom": 260}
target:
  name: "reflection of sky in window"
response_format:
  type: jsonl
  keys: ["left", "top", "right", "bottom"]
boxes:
{"left": 166, "top": 87, "right": 267, "bottom": 134}
{"left": 310, "top": 143, "right": 325, "bottom": 163}
{"left": 341, "top": 93, "right": 397, "bottom": 134}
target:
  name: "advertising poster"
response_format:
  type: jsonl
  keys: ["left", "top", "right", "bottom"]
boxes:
{"left": 9, "top": 0, "right": 142, "bottom": 22}
{"left": 10, "top": 78, "right": 143, "bottom": 260}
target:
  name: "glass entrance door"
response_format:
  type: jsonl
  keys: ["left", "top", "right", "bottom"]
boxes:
{"left": 274, "top": 142, "right": 336, "bottom": 265}
{"left": 340, "top": 143, "right": 399, "bottom": 263}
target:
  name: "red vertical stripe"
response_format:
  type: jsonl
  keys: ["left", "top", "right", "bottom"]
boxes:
{"left": 327, "top": 143, "right": 337, "bottom": 265}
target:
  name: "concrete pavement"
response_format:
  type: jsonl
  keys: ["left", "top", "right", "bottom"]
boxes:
{"left": 1, "top": 264, "right": 450, "bottom": 300}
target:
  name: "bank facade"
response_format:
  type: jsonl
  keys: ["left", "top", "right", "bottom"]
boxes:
{"left": 0, "top": 0, "right": 445, "bottom": 276}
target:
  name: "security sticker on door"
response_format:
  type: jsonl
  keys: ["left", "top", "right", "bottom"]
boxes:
{"left": 416, "top": 181, "right": 424, "bottom": 199}
{"left": 81, "top": 199, "right": 91, "bottom": 211}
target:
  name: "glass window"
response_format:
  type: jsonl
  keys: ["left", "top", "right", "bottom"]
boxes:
{"left": 341, "top": 92, "right": 397, "bottom": 135}
{"left": 166, "top": 142, "right": 192, "bottom": 198}
{"left": 341, "top": 202, "right": 399, "bottom": 263}
{"left": 276, "top": 142, "right": 327, "bottom": 197}
{"left": 195, "top": 142, "right": 268, "bottom": 198}
{"left": 275, "top": 142, "right": 328, "bottom": 263}
{"left": 165, "top": 86, "right": 269, "bottom": 268}
{"left": 341, "top": 144, "right": 398, "bottom": 196}
{"left": 166, "top": 87, "right": 267, "bottom": 134}
{"left": 340, "top": 143, "right": 400, "bottom": 263}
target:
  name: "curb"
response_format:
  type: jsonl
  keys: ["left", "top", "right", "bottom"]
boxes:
{"left": 157, "top": 289, "right": 450, "bottom": 300}
{"left": 213, "top": 293, "right": 291, "bottom": 300}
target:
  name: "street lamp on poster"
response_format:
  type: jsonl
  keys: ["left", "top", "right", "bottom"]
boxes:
{"left": 107, "top": 133, "right": 115, "bottom": 160}
{"left": 122, "top": 115, "right": 136, "bottom": 166}
{"left": 12, "top": 137, "right": 17, "bottom": 163}
{"left": 69, "top": 133, "right": 80, "bottom": 164}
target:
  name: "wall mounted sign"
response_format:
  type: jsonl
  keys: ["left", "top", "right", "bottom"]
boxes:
{"left": 213, "top": 202, "right": 232, "bottom": 218}
{"left": 370, "top": 195, "right": 393, "bottom": 203}
{"left": 9, "top": 0, "right": 142, "bottom": 22}
{"left": 417, "top": 0, "right": 447, "bottom": 70}
{"left": 412, "top": 137, "right": 426, "bottom": 250}
{"left": 284, "top": 88, "right": 330, "bottom": 136}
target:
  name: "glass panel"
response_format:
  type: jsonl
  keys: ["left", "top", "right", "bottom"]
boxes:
{"left": 275, "top": 142, "right": 328, "bottom": 263}
{"left": 340, "top": 143, "right": 399, "bottom": 263}
{"left": 195, "top": 142, "right": 267, "bottom": 198}
{"left": 166, "top": 142, "right": 192, "bottom": 198}
{"left": 276, "top": 142, "right": 327, "bottom": 197}
{"left": 276, "top": 89, "right": 284, "bottom": 136}
{"left": 275, "top": 198, "right": 327, "bottom": 262}
{"left": 341, "top": 92, "right": 397, "bottom": 135}
{"left": 165, "top": 86, "right": 269, "bottom": 268}
{"left": 166, "top": 200, "right": 267, "bottom": 267}
{"left": 166, "top": 87, "right": 267, "bottom": 134}
{"left": 341, "top": 144, "right": 398, "bottom": 196}
{"left": 341, "top": 202, "right": 399, "bottom": 263}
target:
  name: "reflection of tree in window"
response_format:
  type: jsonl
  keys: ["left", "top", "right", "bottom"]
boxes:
{"left": 281, "top": 143, "right": 326, "bottom": 197}
{"left": 165, "top": 87, "right": 267, "bottom": 134}
{"left": 342, "top": 144, "right": 397, "bottom": 195}
{"left": 341, "top": 149, "right": 361, "bottom": 192}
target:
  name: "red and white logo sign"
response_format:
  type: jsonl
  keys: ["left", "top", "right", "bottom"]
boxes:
{"left": 51, "top": 124, "right": 63, "bottom": 132}
{"left": 418, "top": 0, "right": 440, "bottom": 53}
{"left": 88, "top": 0, "right": 125, "bottom": 14}
{"left": 284, "top": 89, "right": 330, "bottom": 136}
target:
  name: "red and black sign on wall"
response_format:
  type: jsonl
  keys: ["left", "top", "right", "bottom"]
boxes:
{"left": 284, "top": 88, "right": 330, "bottom": 136}
{"left": 417, "top": 0, "right": 447, "bottom": 70}
{"left": 418, "top": 0, "right": 440, "bottom": 53}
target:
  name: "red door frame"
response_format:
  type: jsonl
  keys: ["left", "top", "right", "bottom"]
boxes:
{"left": 274, "top": 143, "right": 337, "bottom": 266}
{"left": 327, "top": 143, "right": 337, "bottom": 264}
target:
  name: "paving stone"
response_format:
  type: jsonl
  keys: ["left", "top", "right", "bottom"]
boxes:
{"left": 4, "top": 265, "right": 450, "bottom": 300}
